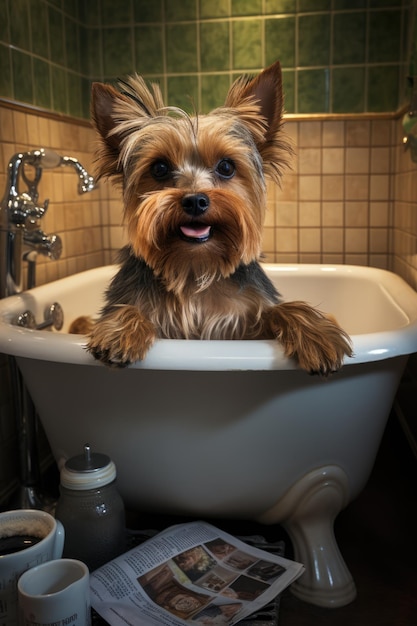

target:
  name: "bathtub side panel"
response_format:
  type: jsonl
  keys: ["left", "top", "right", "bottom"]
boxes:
{"left": 16, "top": 357, "right": 407, "bottom": 519}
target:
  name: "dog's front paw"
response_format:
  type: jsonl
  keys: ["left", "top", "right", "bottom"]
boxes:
{"left": 86, "top": 305, "right": 156, "bottom": 367}
{"left": 267, "top": 301, "right": 353, "bottom": 375}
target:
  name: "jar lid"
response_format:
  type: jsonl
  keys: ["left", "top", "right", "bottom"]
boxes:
{"left": 60, "top": 444, "right": 117, "bottom": 490}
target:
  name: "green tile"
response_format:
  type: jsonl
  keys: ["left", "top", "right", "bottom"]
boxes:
{"left": 49, "top": 5, "right": 65, "bottom": 66}
{"left": 369, "top": 0, "right": 402, "bottom": 7}
{"left": 33, "top": 57, "right": 51, "bottom": 109}
{"left": 298, "top": 0, "right": 330, "bottom": 11}
{"left": 264, "top": 0, "right": 296, "bottom": 14}
{"left": 297, "top": 68, "right": 329, "bottom": 113}
{"left": 165, "top": 0, "right": 196, "bottom": 22}
{"left": 368, "top": 10, "right": 401, "bottom": 63}
{"left": 232, "top": 0, "right": 263, "bottom": 16}
{"left": 367, "top": 65, "right": 399, "bottom": 112}
{"left": 199, "top": 0, "right": 230, "bottom": 18}
{"left": 10, "top": 0, "right": 30, "bottom": 51}
{"left": 84, "top": 28, "right": 102, "bottom": 79}
{"left": 79, "top": 0, "right": 100, "bottom": 26}
{"left": 232, "top": 20, "right": 262, "bottom": 69}
{"left": 30, "top": 1, "right": 49, "bottom": 59}
{"left": 135, "top": 26, "right": 164, "bottom": 74}
{"left": 265, "top": 17, "right": 295, "bottom": 68}
{"left": 102, "top": 28, "right": 133, "bottom": 77}
{"left": 62, "top": 0, "right": 79, "bottom": 21}
{"left": 333, "top": 0, "right": 366, "bottom": 8}
{"left": 298, "top": 14, "right": 330, "bottom": 67}
{"left": 101, "top": 0, "right": 132, "bottom": 25}
{"left": 332, "top": 67, "right": 365, "bottom": 113}
{"left": 200, "top": 22, "right": 230, "bottom": 72}
{"left": 201, "top": 74, "right": 231, "bottom": 113}
{"left": 282, "top": 69, "right": 295, "bottom": 113}
{"left": 51, "top": 65, "right": 67, "bottom": 112}
{"left": 333, "top": 12, "right": 366, "bottom": 65}
{"left": 0, "top": 44, "right": 12, "bottom": 98}
{"left": 65, "top": 17, "right": 80, "bottom": 73}
{"left": 0, "top": 0, "right": 10, "bottom": 44}
{"left": 81, "top": 77, "right": 93, "bottom": 119}
{"left": 133, "top": 0, "right": 163, "bottom": 22}
{"left": 12, "top": 49, "right": 33, "bottom": 104}
{"left": 67, "top": 71, "right": 83, "bottom": 117}
{"left": 166, "top": 24, "right": 197, "bottom": 73}
{"left": 167, "top": 75, "right": 198, "bottom": 113}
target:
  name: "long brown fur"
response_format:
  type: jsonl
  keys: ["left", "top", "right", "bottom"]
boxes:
{"left": 84, "top": 61, "right": 353, "bottom": 375}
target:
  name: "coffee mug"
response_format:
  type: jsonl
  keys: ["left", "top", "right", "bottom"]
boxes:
{"left": 18, "top": 559, "right": 91, "bottom": 626}
{"left": 0, "top": 509, "right": 65, "bottom": 626}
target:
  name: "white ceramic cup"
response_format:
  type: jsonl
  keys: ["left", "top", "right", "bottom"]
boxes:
{"left": 18, "top": 559, "right": 91, "bottom": 626}
{"left": 0, "top": 509, "right": 65, "bottom": 626}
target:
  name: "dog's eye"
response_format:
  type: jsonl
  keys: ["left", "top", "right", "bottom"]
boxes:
{"left": 150, "top": 160, "right": 171, "bottom": 180}
{"left": 215, "top": 158, "right": 235, "bottom": 179}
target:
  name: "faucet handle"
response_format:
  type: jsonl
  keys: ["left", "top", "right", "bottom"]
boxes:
{"left": 10, "top": 194, "right": 49, "bottom": 229}
{"left": 16, "top": 192, "right": 49, "bottom": 230}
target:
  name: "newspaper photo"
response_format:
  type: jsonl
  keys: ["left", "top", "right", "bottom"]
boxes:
{"left": 90, "top": 521, "right": 304, "bottom": 626}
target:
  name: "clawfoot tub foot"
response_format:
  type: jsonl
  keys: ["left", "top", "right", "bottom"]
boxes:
{"left": 258, "top": 465, "right": 357, "bottom": 608}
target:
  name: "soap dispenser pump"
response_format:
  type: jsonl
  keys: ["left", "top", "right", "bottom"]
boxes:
{"left": 55, "top": 444, "right": 126, "bottom": 571}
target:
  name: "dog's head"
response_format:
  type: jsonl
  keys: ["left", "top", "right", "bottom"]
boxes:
{"left": 92, "top": 61, "right": 291, "bottom": 292}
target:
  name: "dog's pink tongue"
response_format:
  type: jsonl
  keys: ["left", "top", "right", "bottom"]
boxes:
{"left": 180, "top": 225, "right": 211, "bottom": 239}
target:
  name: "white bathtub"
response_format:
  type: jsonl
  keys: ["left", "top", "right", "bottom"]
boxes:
{"left": 1, "top": 263, "right": 417, "bottom": 608}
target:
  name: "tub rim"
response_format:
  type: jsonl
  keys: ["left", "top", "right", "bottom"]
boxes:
{"left": 1, "top": 263, "right": 417, "bottom": 370}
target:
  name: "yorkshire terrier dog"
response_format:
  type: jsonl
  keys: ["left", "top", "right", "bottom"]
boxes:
{"left": 84, "top": 61, "right": 352, "bottom": 374}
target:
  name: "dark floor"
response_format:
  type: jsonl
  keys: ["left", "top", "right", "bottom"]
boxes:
{"left": 33, "top": 411, "right": 417, "bottom": 626}
{"left": 123, "top": 413, "right": 417, "bottom": 626}
{"left": 278, "top": 413, "right": 417, "bottom": 626}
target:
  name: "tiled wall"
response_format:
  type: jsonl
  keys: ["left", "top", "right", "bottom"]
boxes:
{"left": 0, "top": 103, "right": 121, "bottom": 503}
{"left": 0, "top": 0, "right": 413, "bottom": 117}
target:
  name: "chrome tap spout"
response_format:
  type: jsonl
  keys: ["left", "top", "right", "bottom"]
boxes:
{"left": 60, "top": 156, "right": 96, "bottom": 194}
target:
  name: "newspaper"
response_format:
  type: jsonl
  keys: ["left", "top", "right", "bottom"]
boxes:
{"left": 90, "top": 521, "right": 304, "bottom": 626}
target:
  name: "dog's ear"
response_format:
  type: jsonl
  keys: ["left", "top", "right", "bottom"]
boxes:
{"left": 224, "top": 61, "right": 291, "bottom": 183}
{"left": 224, "top": 61, "right": 283, "bottom": 142}
{"left": 91, "top": 82, "right": 129, "bottom": 179}
{"left": 91, "top": 78, "right": 167, "bottom": 180}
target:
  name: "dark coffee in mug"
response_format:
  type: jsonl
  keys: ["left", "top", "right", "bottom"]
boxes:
{"left": 0, "top": 534, "right": 42, "bottom": 556}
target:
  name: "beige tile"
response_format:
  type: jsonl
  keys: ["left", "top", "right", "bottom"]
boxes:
{"left": 322, "top": 147, "right": 344, "bottom": 174}
{"left": 298, "top": 121, "right": 322, "bottom": 147}
{"left": 299, "top": 201, "right": 320, "bottom": 226}
{"left": 299, "top": 228, "right": 321, "bottom": 252}
{"left": 346, "top": 120, "right": 370, "bottom": 146}
{"left": 370, "top": 228, "right": 388, "bottom": 253}
{"left": 345, "top": 202, "right": 368, "bottom": 227}
{"left": 298, "top": 147, "right": 321, "bottom": 174}
{"left": 262, "top": 227, "right": 275, "bottom": 252}
{"left": 370, "top": 202, "right": 389, "bottom": 227}
{"left": 345, "top": 175, "right": 369, "bottom": 200}
{"left": 275, "top": 174, "right": 298, "bottom": 201}
{"left": 322, "top": 228, "right": 343, "bottom": 252}
{"left": 275, "top": 201, "right": 298, "bottom": 226}
{"left": 276, "top": 228, "right": 298, "bottom": 253}
{"left": 345, "top": 147, "right": 370, "bottom": 174}
{"left": 322, "top": 120, "right": 345, "bottom": 147}
{"left": 345, "top": 228, "right": 368, "bottom": 253}
{"left": 299, "top": 175, "right": 321, "bottom": 201}
{"left": 322, "top": 201, "right": 344, "bottom": 226}
{"left": 322, "top": 175, "right": 344, "bottom": 201}
{"left": 369, "top": 174, "right": 389, "bottom": 201}
{"left": 370, "top": 146, "right": 390, "bottom": 173}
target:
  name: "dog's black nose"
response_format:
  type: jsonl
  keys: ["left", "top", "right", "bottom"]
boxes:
{"left": 181, "top": 193, "right": 210, "bottom": 216}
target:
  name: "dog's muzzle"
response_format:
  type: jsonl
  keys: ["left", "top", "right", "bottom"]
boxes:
{"left": 180, "top": 193, "right": 211, "bottom": 242}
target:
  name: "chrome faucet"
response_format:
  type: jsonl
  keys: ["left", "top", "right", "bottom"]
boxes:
{"left": 0, "top": 148, "right": 96, "bottom": 297}
{"left": 0, "top": 149, "right": 96, "bottom": 511}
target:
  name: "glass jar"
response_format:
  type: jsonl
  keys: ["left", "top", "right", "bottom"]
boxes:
{"left": 55, "top": 444, "right": 126, "bottom": 571}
